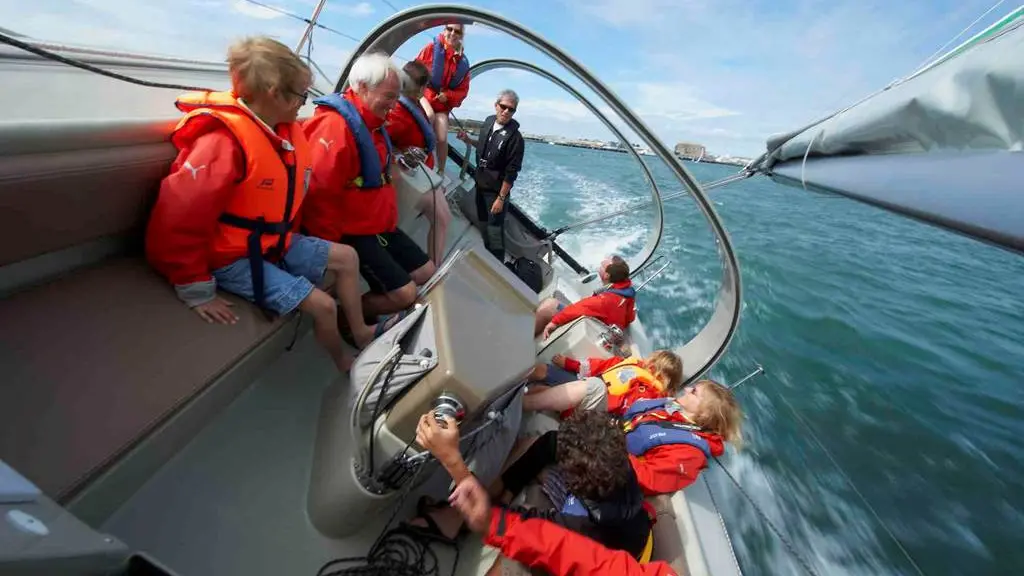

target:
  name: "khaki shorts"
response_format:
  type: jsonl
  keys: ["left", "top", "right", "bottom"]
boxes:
{"left": 579, "top": 376, "right": 609, "bottom": 412}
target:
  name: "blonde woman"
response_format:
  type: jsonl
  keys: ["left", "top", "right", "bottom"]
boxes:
{"left": 146, "top": 36, "right": 390, "bottom": 372}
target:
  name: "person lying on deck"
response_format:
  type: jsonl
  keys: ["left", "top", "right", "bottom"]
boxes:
{"left": 387, "top": 60, "right": 452, "bottom": 267}
{"left": 525, "top": 374, "right": 743, "bottom": 495}
{"left": 416, "top": 410, "right": 656, "bottom": 575}
{"left": 145, "top": 36, "right": 389, "bottom": 372}
{"left": 302, "top": 53, "right": 436, "bottom": 328}
{"left": 527, "top": 349, "right": 685, "bottom": 416}
{"left": 535, "top": 255, "right": 636, "bottom": 339}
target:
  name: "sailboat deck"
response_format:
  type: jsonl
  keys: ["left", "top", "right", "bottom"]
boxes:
{"left": 101, "top": 330, "right": 499, "bottom": 576}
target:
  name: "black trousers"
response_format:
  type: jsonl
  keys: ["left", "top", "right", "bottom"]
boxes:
{"left": 475, "top": 187, "right": 507, "bottom": 261}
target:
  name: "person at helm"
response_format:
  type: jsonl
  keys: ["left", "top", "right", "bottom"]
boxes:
{"left": 146, "top": 36, "right": 386, "bottom": 372}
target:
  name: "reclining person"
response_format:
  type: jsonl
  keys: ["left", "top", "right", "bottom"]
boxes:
{"left": 526, "top": 350, "right": 684, "bottom": 415}
{"left": 146, "top": 36, "right": 385, "bottom": 372}
{"left": 388, "top": 60, "right": 451, "bottom": 267}
{"left": 417, "top": 410, "right": 654, "bottom": 574}
{"left": 526, "top": 373, "right": 743, "bottom": 495}
{"left": 535, "top": 255, "right": 636, "bottom": 339}
{"left": 302, "top": 53, "right": 436, "bottom": 325}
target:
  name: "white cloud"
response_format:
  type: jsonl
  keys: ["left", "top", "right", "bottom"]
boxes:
{"left": 231, "top": 0, "right": 283, "bottom": 20}
{"left": 328, "top": 2, "right": 374, "bottom": 17}
{"left": 631, "top": 82, "right": 739, "bottom": 122}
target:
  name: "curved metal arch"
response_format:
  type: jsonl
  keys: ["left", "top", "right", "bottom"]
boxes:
{"left": 468, "top": 58, "right": 664, "bottom": 275}
{"left": 335, "top": 5, "right": 741, "bottom": 383}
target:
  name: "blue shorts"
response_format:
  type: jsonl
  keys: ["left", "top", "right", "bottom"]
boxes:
{"left": 213, "top": 234, "right": 330, "bottom": 315}
{"left": 556, "top": 302, "right": 567, "bottom": 312}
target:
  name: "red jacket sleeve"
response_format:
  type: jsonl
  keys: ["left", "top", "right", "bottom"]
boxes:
{"left": 551, "top": 294, "right": 608, "bottom": 327}
{"left": 629, "top": 445, "right": 707, "bottom": 496}
{"left": 445, "top": 65, "right": 470, "bottom": 108}
{"left": 561, "top": 355, "right": 621, "bottom": 376}
{"left": 415, "top": 41, "right": 434, "bottom": 69}
{"left": 485, "top": 508, "right": 677, "bottom": 576}
{"left": 145, "top": 125, "right": 242, "bottom": 287}
{"left": 305, "top": 112, "right": 357, "bottom": 196}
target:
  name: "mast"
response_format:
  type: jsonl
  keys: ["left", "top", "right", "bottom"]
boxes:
{"left": 294, "top": 0, "right": 328, "bottom": 55}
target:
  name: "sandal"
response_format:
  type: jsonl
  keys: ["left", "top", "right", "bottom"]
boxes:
{"left": 398, "top": 496, "right": 458, "bottom": 545}
{"left": 340, "top": 309, "right": 412, "bottom": 350}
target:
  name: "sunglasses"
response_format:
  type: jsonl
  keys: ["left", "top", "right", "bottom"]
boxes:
{"left": 445, "top": 26, "right": 464, "bottom": 36}
{"left": 285, "top": 88, "right": 309, "bottom": 106}
{"left": 497, "top": 102, "right": 516, "bottom": 113}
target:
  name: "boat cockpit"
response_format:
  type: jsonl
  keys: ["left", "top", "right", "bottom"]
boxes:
{"left": 0, "top": 5, "right": 744, "bottom": 576}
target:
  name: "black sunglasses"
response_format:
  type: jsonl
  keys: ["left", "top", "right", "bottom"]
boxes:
{"left": 497, "top": 102, "right": 516, "bottom": 113}
{"left": 285, "top": 88, "right": 309, "bottom": 106}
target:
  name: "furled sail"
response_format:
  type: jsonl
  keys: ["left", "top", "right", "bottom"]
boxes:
{"left": 753, "top": 6, "right": 1024, "bottom": 254}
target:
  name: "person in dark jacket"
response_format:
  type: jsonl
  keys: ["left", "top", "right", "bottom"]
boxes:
{"left": 416, "top": 409, "right": 653, "bottom": 575}
{"left": 456, "top": 89, "right": 525, "bottom": 261}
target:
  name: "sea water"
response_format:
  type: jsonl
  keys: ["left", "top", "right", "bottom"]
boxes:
{"left": 509, "top": 142, "right": 1024, "bottom": 575}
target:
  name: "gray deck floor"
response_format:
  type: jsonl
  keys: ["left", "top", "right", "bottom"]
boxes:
{"left": 102, "top": 332, "right": 495, "bottom": 576}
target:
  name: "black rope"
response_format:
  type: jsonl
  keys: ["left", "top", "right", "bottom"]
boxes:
{"left": 316, "top": 526, "right": 444, "bottom": 576}
{"left": 0, "top": 30, "right": 214, "bottom": 92}
{"left": 711, "top": 456, "right": 821, "bottom": 576}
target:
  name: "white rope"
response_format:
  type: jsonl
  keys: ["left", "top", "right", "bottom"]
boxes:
{"left": 913, "top": 0, "right": 1007, "bottom": 74}
{"left": 800, "top": 130, "right": 824, "bottom": 191}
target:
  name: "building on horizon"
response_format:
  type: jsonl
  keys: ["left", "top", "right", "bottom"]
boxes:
{"left": 674, "top": 142, "right": 706, "bottom": 160}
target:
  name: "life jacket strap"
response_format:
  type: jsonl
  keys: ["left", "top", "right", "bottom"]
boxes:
{"left": 218, "top": 213, "right": 293, "bottom": 312}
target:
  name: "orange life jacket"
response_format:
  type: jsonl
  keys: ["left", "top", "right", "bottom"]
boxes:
{"left": 600, "top": 357, "right": 666, "bottom": 396}
{"left": 173, "top": 91, "right": 313, "bottom": 310}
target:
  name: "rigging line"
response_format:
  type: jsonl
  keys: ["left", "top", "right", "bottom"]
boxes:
{"left": 774, "top": 392, "right": 928, "bottom": 576}
{"left": 0, "top": 29, "right": 214, "bottom": 92}
{"left": 239, "top": 0, "right": 364, "bottom": 43}
{"left": 711, "top": 456, "right": 820, "bottom": 576}
{"left": 914, "top": 0, "right": 1007, "bottom": 73}
{"left": 378, "top": 0, "right": 401, "bottom": 12}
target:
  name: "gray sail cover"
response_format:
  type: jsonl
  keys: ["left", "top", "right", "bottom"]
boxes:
{"left": 757, "top": 12, "right": 1024, "bottom": 253}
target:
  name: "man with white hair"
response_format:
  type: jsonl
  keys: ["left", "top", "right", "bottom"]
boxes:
{"left": 303, "top": 53, "right": 436, "bottom": 336}
{"left": 457, "top": 89, "right": 525, "bottom": 262}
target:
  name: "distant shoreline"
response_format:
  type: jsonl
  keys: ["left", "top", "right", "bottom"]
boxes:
{"left": 456, "top": 127, "right": 748, "bottom": 167}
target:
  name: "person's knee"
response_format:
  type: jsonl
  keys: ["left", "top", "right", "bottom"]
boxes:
{"left": 435, "top": 129, "right": 448, "bottom": 144}
{"left": 537, "top": 298, "right": 559, "bottom": 315}
{"left": 301, "top": 288, "right": 337, "bottom": 320}
{"left": 327, "top": 242, "right": 358, "bottom": 274}
{"left": 388, "top": 282, "right": 417, "bottom": 308}
{"left": 411, "top": 261, "right": 436, "bottom": 286}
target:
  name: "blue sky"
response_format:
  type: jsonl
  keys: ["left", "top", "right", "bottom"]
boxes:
{"left": 0, "top": 0, "right": 1012, "bottom": 156}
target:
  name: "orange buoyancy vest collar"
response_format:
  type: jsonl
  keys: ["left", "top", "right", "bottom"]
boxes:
{"left": 600, "top": 357, "right": 665, "bottom": 397}
{"left": 173, "top": 91, "right": 313, "bottom": 310}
